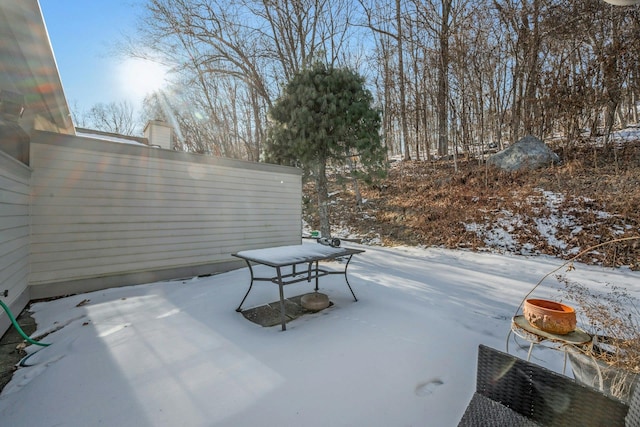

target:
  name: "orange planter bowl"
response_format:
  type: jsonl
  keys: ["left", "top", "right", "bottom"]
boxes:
{"left": 523, "top": 299, "right": 577, "bottom": 335}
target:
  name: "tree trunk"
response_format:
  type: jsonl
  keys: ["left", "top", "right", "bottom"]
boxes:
{"left": 437, "top": 1, "right": 451, "bottom": 157}
{"left": 315, "top": 161, "right": 331, "bottom": 238}
{"left": 347, "top": 156, "right": 362, "bottom": 206}
{"left": 381, "top": 35, "right": 393, "bottom": 160}
{"left": 523, "top": 0, "right": 541, "bottom": 136}
{"left": 397, "top": 0, "right": 410, "bottom": 161}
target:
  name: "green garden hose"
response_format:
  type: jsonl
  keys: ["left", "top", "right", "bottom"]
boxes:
{"left": 0, "top": 299, "right": 50, "bottom": 347}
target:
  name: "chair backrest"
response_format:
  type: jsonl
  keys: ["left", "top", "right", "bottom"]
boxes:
{"left": 626, "top": 385, "right": 640, "bottom": 427}
{"left": 475, "top": 345, "right": 629, "bottom": 426}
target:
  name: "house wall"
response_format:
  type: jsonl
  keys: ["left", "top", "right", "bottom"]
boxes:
{"left": 28, "top": 130, "right": 302, "bottom": 299}
{"left": 0, "top": 150, "right": 31, "bottom": 333}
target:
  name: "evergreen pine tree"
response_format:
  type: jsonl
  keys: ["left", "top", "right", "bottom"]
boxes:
{"left": 265, "top": 62, "right": 385, "bottom": 237}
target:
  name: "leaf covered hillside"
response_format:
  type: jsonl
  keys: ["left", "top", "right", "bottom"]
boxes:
{"left": 303, "top": 140, "right": 640, "bottom": 270}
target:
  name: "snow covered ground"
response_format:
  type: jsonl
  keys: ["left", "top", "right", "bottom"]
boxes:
{"left": 1, "top": 243, "right": 639, "bottom": 426}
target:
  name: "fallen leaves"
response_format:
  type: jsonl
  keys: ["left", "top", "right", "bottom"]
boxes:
{"left": 305, "top": 142, "right": 640, "bottom": 269}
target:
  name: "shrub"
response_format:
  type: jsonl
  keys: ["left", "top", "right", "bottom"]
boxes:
{"left": 558, "top": 275, "right": 640, "bottom": 401}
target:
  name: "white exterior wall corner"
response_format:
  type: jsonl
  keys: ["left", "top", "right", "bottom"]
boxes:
{"left": 0, "top": 150, "right": 32, "bottom": 333}
{"left": 144, "top": 120, "right": 172, "bottom": 150}
{"left": 28, "top": 130, "right": 302, "bottom": 299}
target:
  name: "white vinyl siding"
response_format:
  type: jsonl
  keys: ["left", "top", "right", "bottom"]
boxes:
{"left": 29, "top": 131, "right": 302, "bottom": 288}
{"left": 0, "top": 151, "right": 31, "bottom": 307}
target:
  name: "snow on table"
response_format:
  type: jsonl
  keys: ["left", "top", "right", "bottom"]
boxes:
{"left": 234, "top": 244, "right": 364, "bottom": 267}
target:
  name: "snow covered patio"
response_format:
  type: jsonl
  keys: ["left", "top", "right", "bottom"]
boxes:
{"left": 1, "top": 243, "right": 639, "bottom": 426}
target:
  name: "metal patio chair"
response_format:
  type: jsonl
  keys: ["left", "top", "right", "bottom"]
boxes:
{"left": 458, "top": 344, "right": 639, "bottom": 426}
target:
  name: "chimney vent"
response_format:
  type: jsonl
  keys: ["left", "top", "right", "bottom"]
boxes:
{"left": 143, "top": 120, "right": 173, "bottom": 150}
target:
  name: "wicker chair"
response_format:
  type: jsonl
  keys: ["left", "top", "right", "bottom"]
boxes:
{"left": 458, "top": 345, "right": 639, "bottom": 426}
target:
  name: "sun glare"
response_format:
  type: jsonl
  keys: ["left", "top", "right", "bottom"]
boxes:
{"left": 118, "top": 58, "right": 167, "bottom": 102}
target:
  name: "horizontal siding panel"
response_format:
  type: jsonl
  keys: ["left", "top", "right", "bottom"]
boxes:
{"left": 0, "top": 225, "right": 29, "bottom": 242}
{"left": 29, "top": 190, "right": 300, "bottom": 207}
{"left": 32, "top": 241, "right": 230, "bottom": 264}
{"left": 31, "top": 157, "right": 291, "bottom": 185}
{"left": 29, "top": 231, "right": 297, "bottom": 276}
{"left": 31, "top": 233, "right": 282, "bottom": 270}
{"left": 5, "top": 269, "right": 29, "bottom": 299}
{"left": 31, "top": 223, "right": 298, "bottom": 246}
{"left": 30, "top": 219, "right": 300, "bottom": 237}
{"left": 30, "top": 238, "right": 288, "bottom": 284}
{"left": 1, "top": 256, "right": 28, "bottom": 288}
{"left": 29, "top": 137, "right": 302, "bottom": 287}
{"left": 30, "top": 177, "right": 299, "bottom": 199}
{"left": 30, "top": 143, "right": 296, "bottom": 179}
{"left": 30, "top": 204, "right": 300, "bottom": 218}
{"left": 0, "top": 241, "right": 29, "bottom": 276}
{"left": 31, "top": 226, "right": 299, "bottom": 258}
{"left": 0, "top": 191, "right": 31, "bottom": 205}
{"left": 30, "top": 192, "right": 300, "bottom": 208}
{"left": 2, "top": 267, "right": 29, "bottom": 308}
{"left": 0, "top": 151, "right": 30, "bottom": 308}
{"left": 0, "top": 216, "right": 29, "bottom": 231}
{"left": 30, "top": 257, "right": 221, "bottom": 284}
{"left": 0, "top": 202, "right": 30, "bottom": 216}
{"left": 30, "top": 146, "right": 294, "bottom": 180}
{"left": 31, "top": 227, "right": 282, "bottom": 257}
{"left": 0, "top": 175, "right": 30, "bottom": 197}
{"left": 30, "top": 168, "right": 298, "bottom": 190}
{"left": 30, "top": 186, "right": 299, "bottom": 208}
{"left": 30, "top": 213, "right": 300, "bottom": 227}
{"left": 0, "top": 234, "right": 29, "bottom": 260}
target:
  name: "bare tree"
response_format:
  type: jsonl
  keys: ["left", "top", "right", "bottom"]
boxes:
{"left": 358, "top": 0, "right": 413, "bottom": 160}
{"left": 85, "top": 101, "right": 139, "bottom": 135}
{"left": 131, "top": 0, "right": 358, "bottom": 160}
{"left": 396, "top": 0, "right": 410, "bottom": 160}
{"left": 123, "top": 0, "right": 640, "bottom": 165}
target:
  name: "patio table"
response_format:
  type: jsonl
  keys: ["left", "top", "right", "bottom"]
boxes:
{"left": 232, "top": 244, "right": 365, "bottom": 331}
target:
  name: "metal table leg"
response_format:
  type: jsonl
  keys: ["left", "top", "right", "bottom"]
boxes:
{"left": 276, "top": 266, "right": 286, "bottom": 331}
{"left": 343, "top": 254, "right": 358, "bottom": 301}
{"left": 235, "top": 260, "right": 255, "bottom": 312}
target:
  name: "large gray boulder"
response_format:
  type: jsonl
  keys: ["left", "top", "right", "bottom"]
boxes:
{"left": 487, "top": 135, "right": 560, "bottom": 172}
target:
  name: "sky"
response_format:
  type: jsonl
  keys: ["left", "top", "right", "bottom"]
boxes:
{"left": 1, "top": 242, "right": 638, "bottom": 426}
{"left": 39, "top": 0, "right": 165, "bottom": 117}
